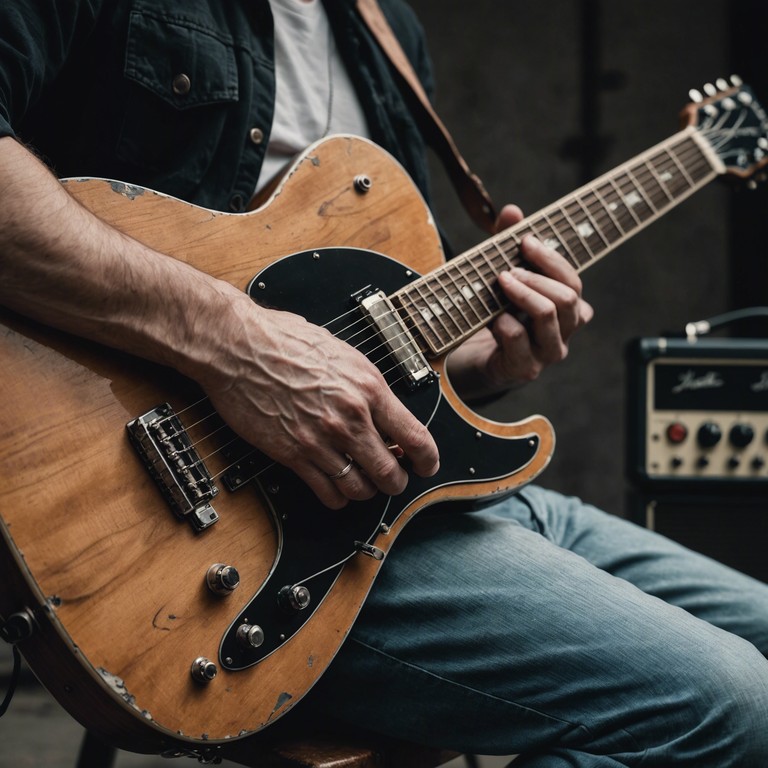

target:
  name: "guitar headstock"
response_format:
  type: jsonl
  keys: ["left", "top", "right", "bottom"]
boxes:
{"left": 683, "top": 76, "right": 768, "bottom": 183}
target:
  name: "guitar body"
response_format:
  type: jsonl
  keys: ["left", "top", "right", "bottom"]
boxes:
{"left": 0, "top": 136, "right": 553, "bottom": 754}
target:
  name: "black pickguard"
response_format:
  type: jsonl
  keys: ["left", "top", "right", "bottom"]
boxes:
{"left": 219, "top": 248, "right": 539, "bottom": 670}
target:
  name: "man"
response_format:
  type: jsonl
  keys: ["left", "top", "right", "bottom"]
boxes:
{"left": 1, "top": 1, "right": 767, "bottom": 765}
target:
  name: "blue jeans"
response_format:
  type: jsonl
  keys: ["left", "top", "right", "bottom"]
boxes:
{"left": 302, "top": 486, "right": 768, "bottom": 766}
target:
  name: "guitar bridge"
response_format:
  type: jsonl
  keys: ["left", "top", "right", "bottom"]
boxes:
{"left": 127, "top": 404, "right": 219, "bottom": 532}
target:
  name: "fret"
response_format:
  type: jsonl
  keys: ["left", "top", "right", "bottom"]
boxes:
{"left": 593, "top": 179, "right": 634, "bottom": 234}
{"left": 459, "top": 255, "right": 497, "bottom": 316}
{"left": 664, "top": 142, "right": 697, "bottom": 188}
{"left": 651, "top": 150, "right": 691, "bottom": 198}
{"left": 549, "top": 207, "right": 595, "bottom": 266}
{"left": 572, "top": 193, "right": 611, "bottom": 247}
{"left": 581, "top": 186, "right": 625, "bottom": 243}
{"left": 624, "top": 166, "right": 659, "bottom": 214}
{"left": 407, "top": 281, "right": 452, "bottom": 351}
{"left": 613, "top": 171, "right": 654, "bottom": 222}
{"left": 492, "top": 232, "right": 522, "bottom": 271}
{"left": 530, "top": 214, "right": 581, "bottom": 268}
{"left": 450, "top": 261, "right": 490, "bottom": 323}
{"left": 643, "top": 155, "right": 675, "bottom": 204}
{"left": 557, "top": 203, "right": 596, "bottom": 265}
{"left": 473, "top": 243, "right": 505, "bottom": 291}
{"left": 438, "top": 263, "right": 481, "bottom": 329}
{"left": 567, "top": 196, "right": 610, "bottom": 261}
{"left": 605, "top": 176, "right": 642, "bottom": 226}
{"left": 423, "top": 277, "right": 467, "bottom": 338}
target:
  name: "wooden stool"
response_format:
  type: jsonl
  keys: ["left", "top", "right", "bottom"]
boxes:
{"left": 76, "top": 728, "right": 465, "bottom": 768}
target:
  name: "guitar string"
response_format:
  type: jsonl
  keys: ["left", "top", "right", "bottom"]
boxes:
{"left": 153, "top": 128, "right": 723, "bottom": 481}
{"left": 166, "top": 320, "right": 433, "bottom": 480}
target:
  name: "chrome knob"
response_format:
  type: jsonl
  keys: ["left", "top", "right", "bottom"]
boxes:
{"left": 206, "top": 563, "right": 240, "bottom": 595}
{"left": 278, "top": 584, "right": 311, "bottom": 612}
{"left": 236, "top": 624, "right": 265, "bottom": 649}
{"left": 191, "top": 657, "right": 217, "bottom": 683}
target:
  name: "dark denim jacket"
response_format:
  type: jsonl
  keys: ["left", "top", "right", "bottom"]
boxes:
{"left": 0, "top": 0, "right": 434, "bottom": 212}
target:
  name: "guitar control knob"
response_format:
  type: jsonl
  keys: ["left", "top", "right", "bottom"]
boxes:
{"left": 237, "top": 624, "right": 265, "bottom": 649}
{"left": 278, "top": 584, "right": 311, "bottom": 612}
{"left": 697, "top": 422, "right": 722, "bottom": 448}
{"left": 191, "top": 657, "right": 217, "bottom": 683}
{"left": 728, "top": 456, "right": 741, "bottom": 470}
{"left": 729, "top": 424, "right": 755, "bottom": 448}
{"left": 206, "top": 563, "right": 240, "bottom": 595}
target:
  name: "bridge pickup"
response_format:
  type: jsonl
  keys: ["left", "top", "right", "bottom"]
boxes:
{"left": 126, "top": 404, "right": 219, "bottom": 532}
{"left": 359, "top": 291, "right": 434, "bottom": 388}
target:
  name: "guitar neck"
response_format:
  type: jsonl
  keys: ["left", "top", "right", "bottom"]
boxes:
{"left": 394, "top": 126, "right": 722, "bottom": 357}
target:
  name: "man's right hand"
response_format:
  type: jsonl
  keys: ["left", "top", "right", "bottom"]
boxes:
{"left": 199, "top": 296, "right": 440, "bottom": 509}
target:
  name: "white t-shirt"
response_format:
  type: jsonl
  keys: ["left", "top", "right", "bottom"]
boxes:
{"left": 257, "top": 0, "right": 371, "bottom": 190}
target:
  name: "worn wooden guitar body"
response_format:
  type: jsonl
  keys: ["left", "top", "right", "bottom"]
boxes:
{"left": 0, "top": 136, "right": 553, "bottom": 755}
{"left": 2, "top": 80, "right": 766, "bottom": 759}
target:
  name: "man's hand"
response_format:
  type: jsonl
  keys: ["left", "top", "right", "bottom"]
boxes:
{"left": 447, "top": 204, "right": 594, "bottom": 400}
{"left": 194, "top": 295, "right": 440, "bottom": 510}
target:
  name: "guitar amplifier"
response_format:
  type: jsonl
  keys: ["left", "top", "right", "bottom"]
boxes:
{"left": 626, "top": 337, "right": 768, "bottom": 581}
{"left": 626, "top": 336, "right": 768, "bottom": 489}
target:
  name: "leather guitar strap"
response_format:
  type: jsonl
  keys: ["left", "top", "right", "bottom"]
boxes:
{"left": 356, "top": 0, "right": 498, "bottom": 233}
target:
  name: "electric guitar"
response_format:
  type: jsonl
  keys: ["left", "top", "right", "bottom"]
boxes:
{"left": 1, "top": 79, "right": 766, "bottom": 759}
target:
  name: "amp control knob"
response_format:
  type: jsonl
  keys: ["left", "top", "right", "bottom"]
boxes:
{"left": 729, "top": 424, "right": 755, "bottom": 448}
{"left": 697, "top": 422, "right": 722, "bottom": 448}
{"left": 666, "top": 422, "right": 688, "bottom": 444}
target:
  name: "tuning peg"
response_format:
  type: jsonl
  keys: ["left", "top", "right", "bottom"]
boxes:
{"left": 689, "top": 88, "right": 703, "bottom": 103}
{"left": 730, "top": 74, "right": 743, "bottom": 87}
{"left": 747, "top": 179, "right": 759, "bottom": 190}
{"left": 738, "top": 90, "right": 753, "bottom": 105}
{"left": 703, "top": 82, "right": 718, "bottom": 97}
{"left": 716, "top": 77, "right": 730, "bottom": 91}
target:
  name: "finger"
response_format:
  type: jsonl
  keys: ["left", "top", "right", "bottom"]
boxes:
{"left": 369, "top": 396, "right": 440, "bottom": 480}
{"left": 489, "top": 311, "right": 542, "bottom": 381}
{"left": 504, "top": 267, "right": 583, "bottom": 341}
{"left": 315, "top": 450, "right": 378, "bottom": 500}
{"left": 494, "top": 203, "right": 525, "bottom": 233}
{"left": 519, "top": 234, "right": 585, "bottom": 294}
{"left": 295, "top": 457, "right": 377, "bottom": 510}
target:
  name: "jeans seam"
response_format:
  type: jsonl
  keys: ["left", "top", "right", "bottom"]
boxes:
{"left": 347, "top": 636, "right": 591, "bottom": 737}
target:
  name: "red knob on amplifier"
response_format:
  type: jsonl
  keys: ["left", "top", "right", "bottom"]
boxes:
{"left": 666, "top": 422, "right": 688, "bottom": 444}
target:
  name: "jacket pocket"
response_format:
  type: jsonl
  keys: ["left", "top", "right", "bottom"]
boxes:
{"left": 116, "top": 8, "right": 240, "bottom": 189}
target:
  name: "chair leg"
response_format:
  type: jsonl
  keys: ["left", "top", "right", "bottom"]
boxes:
{"left": 76, "top": 730, "right": 117, "bottom": 768}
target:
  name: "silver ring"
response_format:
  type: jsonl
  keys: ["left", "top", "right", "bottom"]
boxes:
{"left": 328, "top": 459, "right": 354, "bottom": 480}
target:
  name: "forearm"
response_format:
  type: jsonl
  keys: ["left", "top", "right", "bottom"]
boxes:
{"left": 0, "top": 136, "right": 439, "bottom": 506}
{"left": 0, "top": 136, "right": 254, "bottom": 387}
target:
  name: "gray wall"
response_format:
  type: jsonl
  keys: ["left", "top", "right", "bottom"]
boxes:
{"left": 410, "top": 0, "right": 735, "bottom": 516}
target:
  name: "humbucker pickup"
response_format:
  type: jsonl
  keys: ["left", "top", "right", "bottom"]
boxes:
{"left": 359, "top": 290, "right": 434, "bottom": 388}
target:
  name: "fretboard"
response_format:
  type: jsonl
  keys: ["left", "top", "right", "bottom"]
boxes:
{"left": 392, "top": 126, "right": 720, "bottom": 357}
